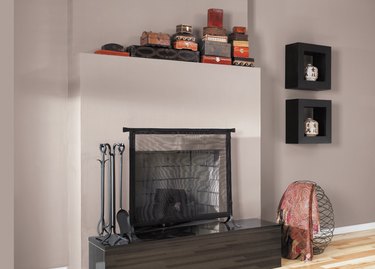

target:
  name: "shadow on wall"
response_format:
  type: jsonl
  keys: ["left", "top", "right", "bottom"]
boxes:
{"left": 248, "top": 0, "right": 278, "bottom": 221}
{"left": 231, "top": 136, "right": 261, "bottom": 219}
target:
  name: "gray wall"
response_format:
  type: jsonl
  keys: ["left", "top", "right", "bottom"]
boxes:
{"left": 12, "top": 0, "right": 375, "bottom": 268}
{"left": 14, "top": 0, "right": 69, "bottom": 268}
{"left": 0, "top": 0, "right": 14, "bottom": 268}
{"left": 13, "top": 0, "right": 248, "bottom": 268}
{"left": 249, "top": 0, "right": 375, "bottom": 226}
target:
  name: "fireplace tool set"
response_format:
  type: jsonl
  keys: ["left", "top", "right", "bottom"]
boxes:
{"left": 96, "top": 143, "right": 133, "bottom": 246}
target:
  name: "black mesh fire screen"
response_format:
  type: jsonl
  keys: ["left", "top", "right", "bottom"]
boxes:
{"left": 123, "top": 128, "right": 234, "bottom": 230}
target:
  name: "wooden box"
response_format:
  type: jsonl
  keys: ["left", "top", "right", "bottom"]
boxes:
{"left": 202, "top": 34, "right": 228, "bottom": 43}
{"left": 232, "top": 46, "right": 249, "bottom": 58}
{"left": 176, "top": 24, "right": 192, "bottom": 34}
{"left": 95, "top": 50, "right": 129, "bottom": 57}
{"left": 140, "top": 31, "right": 171, "bottom": 47}
{"left": 173, "top": 40, "right": 198, "bottom": 51}
{"left": 200, "top": 40, "right": 231, "bottom": 58}
{"left": 127, "top": 45, "right": 200, "bottom": 62}
{"left": 203, "top": 26, "right": 227, "bottom": 37}
{"left": 201, "top": 55, "right": 231, "bottom": 65}
{"left": 207, "top": 8, "right": 223, "bottom": 28}
{"left": 172, "top": 33, "right": 196, "bottom": 42}
{"left": 232, "top": 26, "right": 246, "bottom": 34}
{"left": 228, "top": 33, "right": 248, "bottom": 42}
{"left": 233, "top": 57, "right": 255, "bottom": 67}
{"left": 232, "top": 40, "right": 249, "bottom": 47}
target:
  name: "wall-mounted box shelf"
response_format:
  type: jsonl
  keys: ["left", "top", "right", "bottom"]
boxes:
{"left": 286, "top": 99, "right": 332, "bottom": 144}
{"left": 285, "top": 42, "right": 331, "bottom": 90}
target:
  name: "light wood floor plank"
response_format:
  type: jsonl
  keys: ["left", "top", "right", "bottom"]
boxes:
{"left": 275, "top": 229, "right": 375, "bottom": 269}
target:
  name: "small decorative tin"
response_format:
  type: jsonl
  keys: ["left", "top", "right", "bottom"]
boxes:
{"left": 232, "top": 26, "right": 246, "bottom": 34}
{"left": 304, "top": 118, "right": 319, "bottom": 136}
{"left": 176, "top": 24, "right": 193, "bottom": 34}
{"left": 305, "top": 63, "right": 318, "bottom": 81}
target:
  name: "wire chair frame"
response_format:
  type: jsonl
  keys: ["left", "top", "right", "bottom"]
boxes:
{"left": 294, "top": 180, "right": 335, "bottom": 255}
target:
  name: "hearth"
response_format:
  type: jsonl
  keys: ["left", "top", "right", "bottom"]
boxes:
{"left": 123, "top": 128, "right": 235, "bottom": 232}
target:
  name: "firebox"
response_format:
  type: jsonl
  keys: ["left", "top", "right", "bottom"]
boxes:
{"left": 123, "top": 128, "right": 235, "bottom": 231}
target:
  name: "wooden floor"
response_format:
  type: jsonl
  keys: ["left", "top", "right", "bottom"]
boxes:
{"left": 275, "top": 229, "right": 375, "bottom": 269}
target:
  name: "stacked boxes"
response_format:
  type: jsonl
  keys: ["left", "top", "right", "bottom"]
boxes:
{"left": 200, "top": 8, "right": 231, "bottom": 65}
{"left": 172, "top": 24, "right": 198, "bottom": 51}
{"left": 229, "top": 26, "right": 254, "bottom": 67}
{"left": 127, "top": 29, "right": 200, "bottom": 63}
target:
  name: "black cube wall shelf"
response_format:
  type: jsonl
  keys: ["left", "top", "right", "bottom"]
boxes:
{"left": 286, "top": 99, "right": 332, "bottom": 144}
{"left": 285, "top": 42, "right": 331, "bottom": 90}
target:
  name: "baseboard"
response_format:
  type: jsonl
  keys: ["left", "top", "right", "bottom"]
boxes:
{"left": 50, "top": 267, "right": 67, "bottom": 269}
{"left": 334, "top": 222, "right": 375, "bottom": 235}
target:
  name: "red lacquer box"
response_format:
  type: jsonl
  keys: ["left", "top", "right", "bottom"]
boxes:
{"left": 232, "top": 26, "right": 246, "bottom": 34}
{"left": 232, "top": 46, "right": 249, "bottom": 58}
{"left": 201, "top": 55, "right": 231, "bottom": 65}
{"left": 95, "top": 50, "right": 130, "bottom": 57}
{"left": 207, "top": 8, "right": 223, "bottom": 28}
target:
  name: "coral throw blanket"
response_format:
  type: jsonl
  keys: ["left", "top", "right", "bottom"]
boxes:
{"left": 277, "top": 181, "right": 320, "bottom": 261}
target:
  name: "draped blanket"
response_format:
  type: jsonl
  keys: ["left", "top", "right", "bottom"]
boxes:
{"left": 277, "top": 181, "right": 320, "bottom": 261}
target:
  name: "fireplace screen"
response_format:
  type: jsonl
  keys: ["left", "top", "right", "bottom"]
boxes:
{"left": 124, "top": 128, "right": 234, "bottom": 229}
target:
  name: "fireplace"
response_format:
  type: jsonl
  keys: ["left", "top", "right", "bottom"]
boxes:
{"left": 123, "top": 128, "right": 235, "bottom": 231}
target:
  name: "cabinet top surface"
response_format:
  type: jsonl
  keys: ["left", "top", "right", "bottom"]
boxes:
{"left": 89, "top": 218, "right": 279, "bottom": 250}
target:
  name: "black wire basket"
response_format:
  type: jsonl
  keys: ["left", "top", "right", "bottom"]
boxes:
{"left": 312, "top": 183, "right": 335, "bottom": 255}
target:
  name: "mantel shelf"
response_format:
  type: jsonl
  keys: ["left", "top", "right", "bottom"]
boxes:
{"left": 84, "top": 52, "right": 261, "bottom": 72}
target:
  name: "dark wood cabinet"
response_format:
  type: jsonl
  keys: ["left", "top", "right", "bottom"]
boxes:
{"left": 89, "top": 218, "right": 281, "bottom": 269}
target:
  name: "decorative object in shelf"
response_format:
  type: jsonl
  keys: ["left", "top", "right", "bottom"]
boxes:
{"left": 305, "top": 63, "right": 318, "bottom": 81}
{"left": 96, "top": 9, "right": 260, "bottom": 68}
{"left": 207, "top": 8, "right": 224, "bottom": 28}
{"left": 201, "top": 55, "right": 231, "bottom": 65}
{"left": 172, "top": 24, "right": 198, "bottom": 52}
{"left": 286, "top": 99, "right": 331, "bottom": 144}
{"left": 200, "top": 8, "right": 231, "bottom": 65}
{"left": 140, "top": 31, "right": 171, "bottom": 47}
{"left": 285, "top": 42, "right": 331, "bottom": 90}
{"left": 229, "top": 26, "right": 255, "bottom": 67}
{"left": 95, "top": 43, "right": 130, "bottom": 57}
{"left": 304, "top": 117, "right": 319, "bottom": 137}
{"left": 233, "top": 57, "right": 254, "bottom": 67}
{"left": 176, "top": 24, "right": 192, "bottom": 34}
{"left": 127, "top": 45, "right": 200, "bottom": 62}
{"left": 201, "top": 40, "right": 231, "bottom": 58}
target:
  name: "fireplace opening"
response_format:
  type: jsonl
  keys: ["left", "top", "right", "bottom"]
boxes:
{"left": 123, "top": 128, "right": 235, "bottom": 232}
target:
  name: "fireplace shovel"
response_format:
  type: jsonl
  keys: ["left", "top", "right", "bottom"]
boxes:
{"left": 116, "top": 144, "right": 133, "bottom": 242}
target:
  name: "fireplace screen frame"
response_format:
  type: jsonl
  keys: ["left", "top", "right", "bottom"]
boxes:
{"left": 123, "top": 128, "right": 235, "bottom": 229}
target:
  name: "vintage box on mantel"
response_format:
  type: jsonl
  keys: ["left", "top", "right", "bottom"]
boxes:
{"left": 200, "top": 40, "right": 231, "bottom": 58}
{"left": 233, "top": 57, "right": 255, "bottom": 67}
{"left": 232, "top": 46, "right": 249, "bottom": 58}
{"left": 140, "top": 31, "right": 171, "bottom": 47}
{"left": 127, "top": 45, "right": 200, "bottom": 62}
{"left": 201, "top": 55, "right": 231, "bottom": 65}
{"left": 173, "top": 40, "right": 198, "bottom": 51}
{"left": 203, "top": 26, "right": 227, "bottom": 37}
{"left": 207, "top": 8, "right": 224, "bottom": 28}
